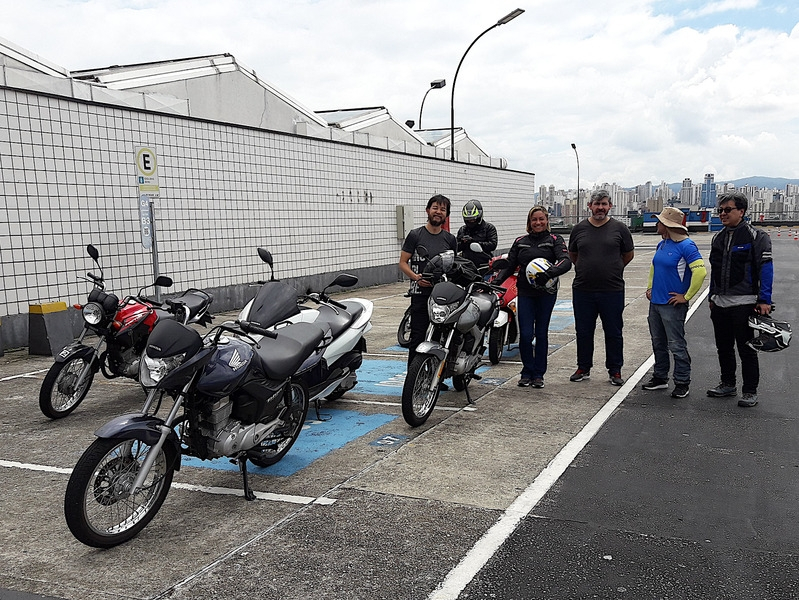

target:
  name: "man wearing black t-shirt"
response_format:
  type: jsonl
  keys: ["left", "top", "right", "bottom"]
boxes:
{"left": 399, "top": 194, "right": 458, "bottom": 366}
{"left": 568, "top": 190, "right": 635, "bottom": 386}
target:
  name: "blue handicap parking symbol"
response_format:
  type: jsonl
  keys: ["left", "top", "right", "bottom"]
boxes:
{"left": 181, "top": 408, "right": 397, "bottom": 477}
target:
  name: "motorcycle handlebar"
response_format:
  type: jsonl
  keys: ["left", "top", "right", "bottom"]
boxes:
{"left": 237, "top": 320, "right": 278, "bottom": 339}
{"left": 471, "top": 280, "right": 507, "bottom": 295}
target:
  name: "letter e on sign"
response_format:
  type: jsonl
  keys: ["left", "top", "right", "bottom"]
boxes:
{"left": 136, "top": 148, "right": 157, "bottom": 177}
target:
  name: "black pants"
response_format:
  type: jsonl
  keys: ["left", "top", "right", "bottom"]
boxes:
{"left": 407, "top": 295, "right": 430, "bottom": 366}
{"left": 710, "top": 303, "right": 758, "bottom": 393}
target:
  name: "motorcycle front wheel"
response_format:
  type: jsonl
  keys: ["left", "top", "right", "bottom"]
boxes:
{"left": 397, "top": 307, "right": 412, "bottom": 348}
{"left": 64, "top": 437, "right": 176, "bottom": 548}
{"left": 248, "top": 381, "right": 310, "bottom": 467}
{"left": 39, "top": 356, "right": 96, "bottom": 419}
{"left": 401, "top": 354, "right": 442, "bottom": 427}
{"left": 488, "top": 324, "right": 507, "bottom": 365}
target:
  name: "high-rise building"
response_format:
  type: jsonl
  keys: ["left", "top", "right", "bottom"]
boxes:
{"left": 679, "top": 178, "right": 693, "bottom": 205}
{"left": 700, "top": 173, "right": 717, "bottom": 208}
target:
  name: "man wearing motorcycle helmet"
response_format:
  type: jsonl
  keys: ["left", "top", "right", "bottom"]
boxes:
{"left": 456, "top": 199, "right": 498, "bottom": 271}
{"left": 706, "top": 191, "right": 774, "bottom": 408}
{"left": 399, "top": 194, "right": 458, "bottom": 368}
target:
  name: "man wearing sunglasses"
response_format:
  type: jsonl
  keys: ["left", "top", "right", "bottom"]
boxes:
{"left": 707, "top": 191, "right": 774, "bottom": 407}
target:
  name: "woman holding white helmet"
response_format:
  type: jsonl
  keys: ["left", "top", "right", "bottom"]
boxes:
{"left": 495, "top": 206, "right": 572, "bottom": 388}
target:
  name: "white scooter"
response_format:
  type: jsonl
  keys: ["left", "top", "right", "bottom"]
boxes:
{"left": 237, "top": 249, "right": 373, "bottom": 409}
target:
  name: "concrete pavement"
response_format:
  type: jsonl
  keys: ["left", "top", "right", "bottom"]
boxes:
{"left": 1, "top": 231, "right": 796, "bottom": 600}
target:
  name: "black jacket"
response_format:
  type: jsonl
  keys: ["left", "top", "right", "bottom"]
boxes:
{"left": 456, "top": 221, "right": 498, "bottom": 268}
{"left": 497, "top": 230, "right": 572, "bottom": 297}
{"left": 709, "top": 221, "right": 773, "bottom": 304}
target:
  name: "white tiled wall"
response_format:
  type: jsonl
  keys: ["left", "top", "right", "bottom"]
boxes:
{"left": 0, "top": 87, "right": 536, "bottom": 319}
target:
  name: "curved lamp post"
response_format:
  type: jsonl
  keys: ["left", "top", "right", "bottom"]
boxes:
{"left": 418, "top": 79, "right": 446, "bottom": 130}
{"left": 450, "top": 8, "right": 524, "bottom": 161}
{"left": 571, "top": 142, "right": 580, "bottom": 216}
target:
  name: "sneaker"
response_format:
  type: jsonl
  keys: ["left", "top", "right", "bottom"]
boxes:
{"left": 532, "top": 378, "right": 545, "bottom": 388}
{"left": 671, "top": 383, "right": 690, "bottom": 398}
{"left": 706, "top": 382, "right": 736, "bottom": 397}
{"left": 642, "top": 377, "right": 668, "bottom": 391}
{"left": 570, "top": 368, "right": 590, "bottom": 382}
{"left": 517, "top": 377, "right": 532, "bottom": 387}
{"left": 738, "top": 392, "right": 758, "bottom": 407}
{"left": 609, "top": 372, "right": 625, "bottom": 386}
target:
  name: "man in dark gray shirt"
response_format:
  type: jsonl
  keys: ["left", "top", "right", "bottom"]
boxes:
{"left": 567, "top": 190, "right": 635, "bottom": 386}
{"left": 399, "top": 194, "right": 458, "bottom": 366}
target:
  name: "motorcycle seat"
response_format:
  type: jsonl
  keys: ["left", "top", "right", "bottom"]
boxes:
{"left": 253, "top": 322, "right": 325, "bottom": 381}
{"left": 315, "top": 302, "right": 362, "bottom": 338}
{"left": 174, "top": 289, "right": 213, "bottom": 319}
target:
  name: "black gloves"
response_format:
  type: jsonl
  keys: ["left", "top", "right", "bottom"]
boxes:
{"left": 534, "top": 270, "right": 552, "bottom": 285}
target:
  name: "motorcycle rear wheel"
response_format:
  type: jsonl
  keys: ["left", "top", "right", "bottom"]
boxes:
{"left": 397, "top": 307, "right": 412, "bottom": 348}
{"left": 64, "top": 437, "right": 176, "bottom": 548}
{"left": 39, "top": 356, "right": 96, "bottom": 419}
{"left": 248, "top": 381, "right": 309, "bottom": 467}
{"left": 401, "top": 354, "right": 441, "bottom": 427}
{"left": 488, "top": 324, "right": 507, "bottom": 365}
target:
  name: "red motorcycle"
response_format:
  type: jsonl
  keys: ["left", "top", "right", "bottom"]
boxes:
{"left": 38, "top": 244, "right": 214, "bottom": 419}
{"left": 485, "top": 254, "right": 519, "bottom": 364}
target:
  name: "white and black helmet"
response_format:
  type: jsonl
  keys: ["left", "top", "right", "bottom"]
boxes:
{"left": 746, "top": 313, "right": 792, "bottom": 352}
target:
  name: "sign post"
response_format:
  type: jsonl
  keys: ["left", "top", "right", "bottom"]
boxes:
{"left": 135, "top": 147, "right": 162, "bottom": 300}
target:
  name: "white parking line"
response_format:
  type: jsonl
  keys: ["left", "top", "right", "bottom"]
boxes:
{"left": 0, "top": 459, "right": 337, "bottom": 505}
{"left": 0, "top": 368, "right": 49, "bottom": 381}
{"left": 428, "top": 287, "right": 710, "bottom": 600}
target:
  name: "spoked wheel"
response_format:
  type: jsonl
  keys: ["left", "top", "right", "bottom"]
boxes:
{"left": 64, "top": 437, "right": 176, "bottom": 548}
{"left": 248, "top": 381, "right": 310, "bottom": 467}
{"left": 39, "top": 356, "right": 96, "bottom": 419}
{"left": 397, "top": 308, "right": 412, "bottom": 348}
{"left": 401, "top": 354, "right": 442, "bottom": 427}
{"left": 488, "top": 324, "right": 507, "bottom": 365}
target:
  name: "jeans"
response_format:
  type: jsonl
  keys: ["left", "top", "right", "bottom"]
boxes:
{"left": 517, "top": 294, "right": 558, "bottom": 379}
{"left": 648, "top": 302, "right": 690, "bottom": 384}
{"left": 709, "top": 303, "right": 759, "bottom": 393}
{"left": 573, "top": 289, "right": 625, "bottom": 372}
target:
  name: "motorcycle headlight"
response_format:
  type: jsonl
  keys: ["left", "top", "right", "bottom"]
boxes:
{"left": 140, "top": 353, "right": 186, "bottom": 388}
{"left": 429, "top": 299, "right": 457, "bottom": 324}
{"left": 82, "top": 302, "right": 104, "bottom": 325}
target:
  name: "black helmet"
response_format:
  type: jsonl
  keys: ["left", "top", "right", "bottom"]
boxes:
{"left": 746, "top": 314, "right": 792, "bottom": 352}
{"left": 462, "top": 200, "right": 483, "bottom": 226}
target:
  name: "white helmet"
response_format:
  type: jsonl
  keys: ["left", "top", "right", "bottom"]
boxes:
{"left": 746, "top": 314, "right": 792, "bottom": 352}
{"left": 525, "top": 257, "right": 558, "bottom": 292}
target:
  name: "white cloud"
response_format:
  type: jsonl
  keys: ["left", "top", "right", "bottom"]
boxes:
{"left": 1, "top": 0, "right": 798, "bottom": 189}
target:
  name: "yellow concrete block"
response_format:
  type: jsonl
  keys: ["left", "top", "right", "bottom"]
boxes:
{"left": 29, "top": 302, "right": 68, "bottom": 315}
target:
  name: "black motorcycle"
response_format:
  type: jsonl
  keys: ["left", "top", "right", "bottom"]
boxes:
{"left": 64, "top": 317, "right": 325, "bottom": 547}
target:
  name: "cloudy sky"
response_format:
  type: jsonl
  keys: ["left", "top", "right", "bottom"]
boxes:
{"left": 3, "top": 0, "right": 798, "bottom": 190}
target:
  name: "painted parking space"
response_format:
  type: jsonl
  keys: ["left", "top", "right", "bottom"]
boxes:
{"left": 181, "top": 408, "right": 397, "bottom": 477}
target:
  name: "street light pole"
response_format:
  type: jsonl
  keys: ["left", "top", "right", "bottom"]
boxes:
{"left": 418, "top": 79, "right": 446, "bottom": 130}
{"left": 571, "top": 142, "right": 580, "bottom": 217}
{"left": 450, "top": 8, "right": 524, "bottom": 161}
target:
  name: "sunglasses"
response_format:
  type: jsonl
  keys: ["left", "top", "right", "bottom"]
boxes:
{"left": 717, "top": 206, "right": 737, "bottom": 214}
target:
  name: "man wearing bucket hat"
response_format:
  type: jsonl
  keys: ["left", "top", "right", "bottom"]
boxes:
{"left": 642, "top": 207, "right": 707, "bottom": 398}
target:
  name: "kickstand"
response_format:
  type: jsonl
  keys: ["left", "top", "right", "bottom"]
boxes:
{"left": 237, "top": 456, "right": 256, "bottom": 501}
{"left": 314, "top": 397, "right": 331, "bottom": 421}
{"left": 465, "top": 372, "right": 481, "bottom": 405}
{"left": 464, "top": 382, "right": 475, "bottom": 404}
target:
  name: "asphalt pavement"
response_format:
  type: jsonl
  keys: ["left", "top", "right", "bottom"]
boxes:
{"left": 1, "top": 230, "right": 797, "bottom": 600}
